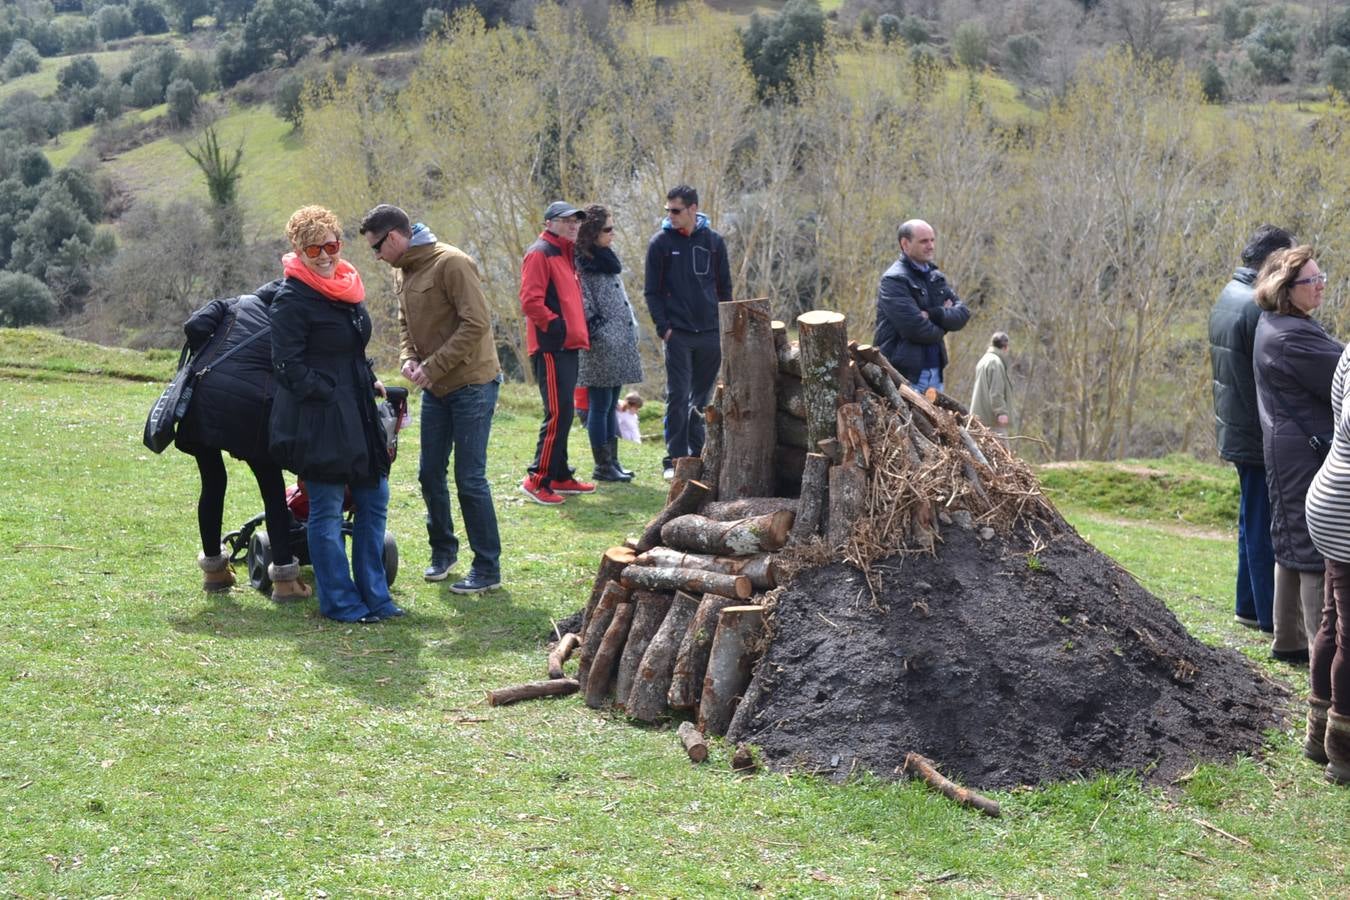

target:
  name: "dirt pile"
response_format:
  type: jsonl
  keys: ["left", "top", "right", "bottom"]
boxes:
{"left": 726, "top": 525, "right": 1289, "bottom": 789}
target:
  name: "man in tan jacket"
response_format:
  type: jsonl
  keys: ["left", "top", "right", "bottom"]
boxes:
{"left": 361, "top": 204, "right": 503, "bottom": 594}
{"left": 969, "top": 331, "right": 1015, "bottom": 441}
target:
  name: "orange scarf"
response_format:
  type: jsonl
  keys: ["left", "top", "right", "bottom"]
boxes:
{"left": 282, "top": 252, "right": 366, "bottom": 304}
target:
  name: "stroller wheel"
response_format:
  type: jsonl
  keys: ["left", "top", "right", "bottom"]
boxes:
{"left": 247, "top": 530, "right": 273, "bottom": 593}
{"left": 383, "top": 533, "right": 399, "bottom": 586}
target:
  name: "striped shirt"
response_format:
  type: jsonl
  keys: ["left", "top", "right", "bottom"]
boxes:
{"left": 1305, "top": 346, "right": 1350, "bottom": 561}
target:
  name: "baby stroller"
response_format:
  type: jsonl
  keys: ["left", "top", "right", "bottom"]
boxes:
{"left": 223, "top": 387, "right": 410, "bottom": 594}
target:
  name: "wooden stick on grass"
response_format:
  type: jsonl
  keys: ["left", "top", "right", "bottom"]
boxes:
{"left": 902, "top": 752, "right": 1001, "bottom": 818}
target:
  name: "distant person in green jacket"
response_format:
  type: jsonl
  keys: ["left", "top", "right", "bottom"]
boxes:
{"left": 969, "top": 331, "right": 1014, "bottom": 441}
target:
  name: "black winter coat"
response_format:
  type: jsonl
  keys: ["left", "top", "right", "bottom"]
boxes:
{"left": 1208, "top": 267, "right": 1264, "bottom": 466}
{"left": 874, "top": 255, "right": 971, "bottom": 381}
{"left": 1253, "top": 310, "right": 1344, "bottom": 571}
{"left": 642, "top": 217, "right": 732, "bottom": 336}
{"left": 268, "top": 277, "right": 389, "bottom": 486}
{"left": 174, "top": 282, "right": 281, "bottom": 461}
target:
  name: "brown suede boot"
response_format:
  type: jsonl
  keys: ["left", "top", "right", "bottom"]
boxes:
{"left": 1305, "top": 696, "right": 1330, "bottom": 764}
{"left": 198, "top": 551, "right": 235, "bottom": 593}
{"left": 268, "top": 559, "right": 312, "bottom": 604}
{"left": 1324, "top": 710, "right": 1350, "bottom": 785}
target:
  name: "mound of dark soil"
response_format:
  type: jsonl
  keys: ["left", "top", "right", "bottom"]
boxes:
{"left": 727, "top": 526, "right": 1290, "bottom": 789}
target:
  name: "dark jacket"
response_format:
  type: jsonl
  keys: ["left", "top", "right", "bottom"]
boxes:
{"left": 1208, "top": 267, "right": 1265, "bottom": 466}
{"left": 642, "top": 212, "right": 732, "bottom": 336}
{"left": 174, "top": 281, "right": 280, "bottom": 460}
{"left": 874, "top": 255, "right": 971, "bottom": 381}
{"left": 1253, "top": 310, "right": 1344, "bottom": 571}
{"left": 520, "top": 230, "right": 589, "bottom": 356}
{"left": 268, "top": 277, "right": 389, "bottom": 486}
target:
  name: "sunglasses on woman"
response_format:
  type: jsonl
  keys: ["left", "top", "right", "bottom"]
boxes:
{"left": 302, "top": 241, "right": 342, "bottom": 259}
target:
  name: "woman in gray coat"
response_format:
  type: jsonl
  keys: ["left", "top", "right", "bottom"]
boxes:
{"left": 1253, "top": 245, "right": 1342, "bottom": 664}
{"left": 576, "top": 204, "right": 644, "bottom": 482}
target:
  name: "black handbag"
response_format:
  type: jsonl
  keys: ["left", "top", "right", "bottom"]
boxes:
{"left": 142, "top": 343, "right": 194, "bottom": 454}
{"left": 141, "top": 322, "right": 271, "bottom": 454}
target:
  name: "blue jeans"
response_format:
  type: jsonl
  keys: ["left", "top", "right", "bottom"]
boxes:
{"left": 663, "top": 328, "right": 720, "bottom": 466}
{"left": 587, "top": 385, "right": 621, "bottom": 447}
{"left": 306, "top": 478, "right": 396, "bottom": 622}
{"left": 914, "top": 367, "right": 944, "bottom": 393}
{"left": 419, "top": 378, "right": 501, "bottom": 580}
{"left": 1236, "top": 462, "right": 1275, "bottom": 630}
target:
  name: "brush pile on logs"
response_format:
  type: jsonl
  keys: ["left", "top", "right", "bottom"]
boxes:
{"left": 507, "top": 301, "right": 1056, "bottom": 766}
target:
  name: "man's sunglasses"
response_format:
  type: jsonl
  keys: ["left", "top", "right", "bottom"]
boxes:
{"left": 371, "top": 232, "right": 391, "bottom": 254}
{"left": 302, "top": 241, "right": 341, "bottom": 259}
{"left": 601, "top": 226, "right": 615, "bottom": 233}
{"left": 664, "top": 206, "right": 686, "bottom": 215}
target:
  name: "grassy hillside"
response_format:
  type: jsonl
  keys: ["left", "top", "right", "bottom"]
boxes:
{"left": 0, "top": 44, "right": 151, "bottom": 104}
{"left": 2, "top": 327, "right": 1347, "bottom": 895}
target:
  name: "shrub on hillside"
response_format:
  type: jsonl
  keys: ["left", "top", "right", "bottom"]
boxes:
{"left": 244, "top": 0, "right": 320, "bottom": 67}
{"left": 167, "top": 0, "right": 212, "bottom": 32}
{"left": 95, "top": 4, "right": 137, "bottom": 41}
{"left": 1325, "top": 45, "right": 1350, "bottom": 96}
{"left": 1245, "top": 7, "right": 1299, "bottom": 84}
{"left": 215, "top": 33, "right": 267, "bottom": 87}
{"left": 130, "top": 0, "right": 170, "bottom": 35}
{"left": 273, "top": 70, "right": 304, "bottom": 127}
{"left": 1333, "top": 6, "right": 1350, "bottom": 49}
{"left": 165, "top": 77, "right": 197, "bottom": 126}
{"left": 67, "top": 81, "right": 127, "bottom": 126}
{"left": 878, "top": 13, "right": 900, "bottom": 44}
{"left": 57, "top": 18, "right": 100, "bottom": 54}
{"left": 1005, "top": 33, "right": 1042, "bottom": 81}
{"left": 898, "top": 16, "right": 930, "bottom": 46}
{"left": 130, "top": 65, "right": 164, "bottom": 106}
{"left": 28, "top": 21, "right": 63, "bottom": 56}
{"left": 0, "top": 91, "right": 68, "bottom": 143}
{"left": 953, "top": 20, "right": 988, "bottom": 70}
{"left": 1200, "top": 59, "right": 1227, "bottom": 102}
{"left": 57, "top": 56, "right": 102, "bottom": 95}
{"left": 1219, "top": 1, "right": 1257, "bottom": 41}
{"left": 0, "top": 272, "right": 57, "bottom": 327}
{"left": 172, "top": 54, "right": 216, "bottom": 92}
{"left": 740, "top": 0, "right": 828, "bottom": 101}
{"left": 3, "top": 39, "right": 42, "bottom": 78}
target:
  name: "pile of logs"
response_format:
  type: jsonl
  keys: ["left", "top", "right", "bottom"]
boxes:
{"left": 495, "top": 300, "right": 1052, "bottom": 767}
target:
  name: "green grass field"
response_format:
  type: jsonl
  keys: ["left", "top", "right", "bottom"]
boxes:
{"left": 1, "top": 327, "right": 1347, "bottom": 895}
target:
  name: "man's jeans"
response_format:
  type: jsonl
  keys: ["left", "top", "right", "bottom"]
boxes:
{"left": 663, "top": 328, "right": 721, "bottom": 464}
{"left": 420, "top": 377, "right": 502, "bottom": 580}
{"left": 914, "top": 367, "right": 944, "bottom": 393}
{"left": 1236, "top": 462, "right": 1275, "bottom": 631}
{"left": 306, "top": 478, "right": 395, "bottom": 622}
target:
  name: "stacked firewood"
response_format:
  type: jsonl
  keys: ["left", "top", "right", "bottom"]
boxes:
{"left": 493, "top": 300, "right": 1055, "bottom": 763}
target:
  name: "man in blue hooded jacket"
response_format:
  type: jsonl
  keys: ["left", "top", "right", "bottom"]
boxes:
{"left": 643, "top": 184, "right": 733, "bottom": 479}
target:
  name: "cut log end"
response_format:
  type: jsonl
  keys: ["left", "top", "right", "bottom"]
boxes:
{"left": 677, "top": 721, "right": 709, "bottom": 763}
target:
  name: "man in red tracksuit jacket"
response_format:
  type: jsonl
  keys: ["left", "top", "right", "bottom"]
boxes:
{"left": 519, "top": 201, "right": 594, "bottom": 505}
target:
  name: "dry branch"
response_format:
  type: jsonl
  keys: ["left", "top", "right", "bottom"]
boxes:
{"left": 547, "top": 632, "right": 580, "bottom": 680}
{"left": 635, "top": 547, "right": 778, "bottom": 590}
{"left": 702, "top": 497, "right": 799, "bottom": 520}
{"left": 902, "top": 753, "right": 1001, "bottom": 818}
{"left": 578, "top": 581, "right": 629, "bottom": 690}
{"left": 487, "top": 678, "right": 579, "bottom": 706}
{"left": 582, "top": 547, "right": 636, "bottom": 637}
{"left": 790, "top": 452, "right": 830, "bottom": 544}
{"left": 700, "top": 384, "right": 725, "bottom": 500}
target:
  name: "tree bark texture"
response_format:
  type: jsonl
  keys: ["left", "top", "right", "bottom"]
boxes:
{"left": 626, "top": 590, "right": 702, "bottom": 723}
{"left": 666, "top": 456, "right": 704, "bottom": 504}
{"left": 701, "top": 497, "right": 799, "bottom": 521}
{"left": 718, "top": 298, "right": 777, "bottom": 500}
{"left": 634, "top": 546, "right": 777, "bottom": 590}
{"left": 487, "top": 678, "right": 579, "bottom": 706}
{"left": 613, "top": 590, "right": 674, "bottom": 710}
{"left": 584, "top": 601, "right": 634, "bottom": 709}
{"left": 827, "top": 462, "right": 867, "bottom": 548}
{"left": 660, "top": 510, "right": 794, "bottom": 556}
{"left": 697, "top": 605, "right": 765, "bottom": 737}
{"left": 577, "top": 580, "right": 629, "bottom": 690}
{"left": 668, "top": 592, "right": 738, "bottom": 710}
{"left": 582, "top": 547, "right": 636, "bottom": 638}
{"left": 635, "top": 480, "right": 711, "bottom": 554}
{"left": 790, "top": 452, "right": 830, "bottom": 544}
{"left": 699, "top": 384, "right": 724, "bottom": 502}
{"left": 547, "top": 632, "right": 580, "bottom": 680}
{"left": 777, "top": 373, "right": 805, "bottom": 419}
{"left": 797, "top": 310, "right": 849, "bottom": 449}
{"left": 620, "top": 564, "right": 752, "bottom": 600}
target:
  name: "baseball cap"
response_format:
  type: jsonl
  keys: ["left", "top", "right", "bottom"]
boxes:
{"left": 544, "top": 201, "right": 586, "bottom": 221}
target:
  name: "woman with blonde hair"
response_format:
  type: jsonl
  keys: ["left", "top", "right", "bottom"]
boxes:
{"left": 1252, "top": 245, "right": 1342, "bottom": 663}
{"left": 268, "top": 205, "right": 403, "bottom": 623}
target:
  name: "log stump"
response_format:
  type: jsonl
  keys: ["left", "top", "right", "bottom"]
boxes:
{"left": 698, "top": 605, "right": 765, "bottom": 737}
{"left": 718, "top": 298, "right": 777, "bottom": 500}
{"left": 797, "top": 310, "right": 849, "bottom": 449}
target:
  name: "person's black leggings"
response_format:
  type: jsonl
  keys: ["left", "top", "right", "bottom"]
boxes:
{"left": 193, "top": 449, "right": 292, "bottom": 564}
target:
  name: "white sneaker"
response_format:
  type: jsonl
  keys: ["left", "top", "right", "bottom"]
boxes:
{"left": 663, "top": 467, "right": 675, "bottom": 480}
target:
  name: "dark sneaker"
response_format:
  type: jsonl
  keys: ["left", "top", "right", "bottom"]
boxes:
{"left": 552, "top": 477, "right": 596, "bottom": 495}
{"left": 450, "top": 572, "right": 502, "bottom": 595}
{"left": 1271, "top": 647, "right": 1310, "bottom": 665}
{"left": 424, "top": 558, "right": 456, "bottom": 582}
{"left": 521, "top": 476, "right": 565, "bottom": 505}
{"left": 1234, "top": 614, "right": 1260, "bottom": 630}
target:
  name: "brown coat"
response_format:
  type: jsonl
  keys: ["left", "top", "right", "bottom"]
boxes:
{"left": 395, "top": 241, "right": 500, "bottom": 397}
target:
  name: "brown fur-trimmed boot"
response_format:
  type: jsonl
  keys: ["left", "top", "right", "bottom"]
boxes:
{"left": 1324, "top": 710, "right": 1350, "bottom": 785}
{"left": 198, "top": 551, "right": 235, "bottom": 593}
{"left": 1305, "top": 696, "right": 1330, "bottom": 764}
{"left": 268, "top": 559, "right": 312, "bottom": 604}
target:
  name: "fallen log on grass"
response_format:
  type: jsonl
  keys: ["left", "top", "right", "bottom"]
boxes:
{"left": 902, "top": 752, "right": 1001, "bottom": 818}
{"left": 546, "top": 632, "right": 580, "bottom": 680}
{"left": 487, "top": 678, "right": 579, "bottom": 707}
{"left": 677, "top": 721, "right": 709, "bottom": 763}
